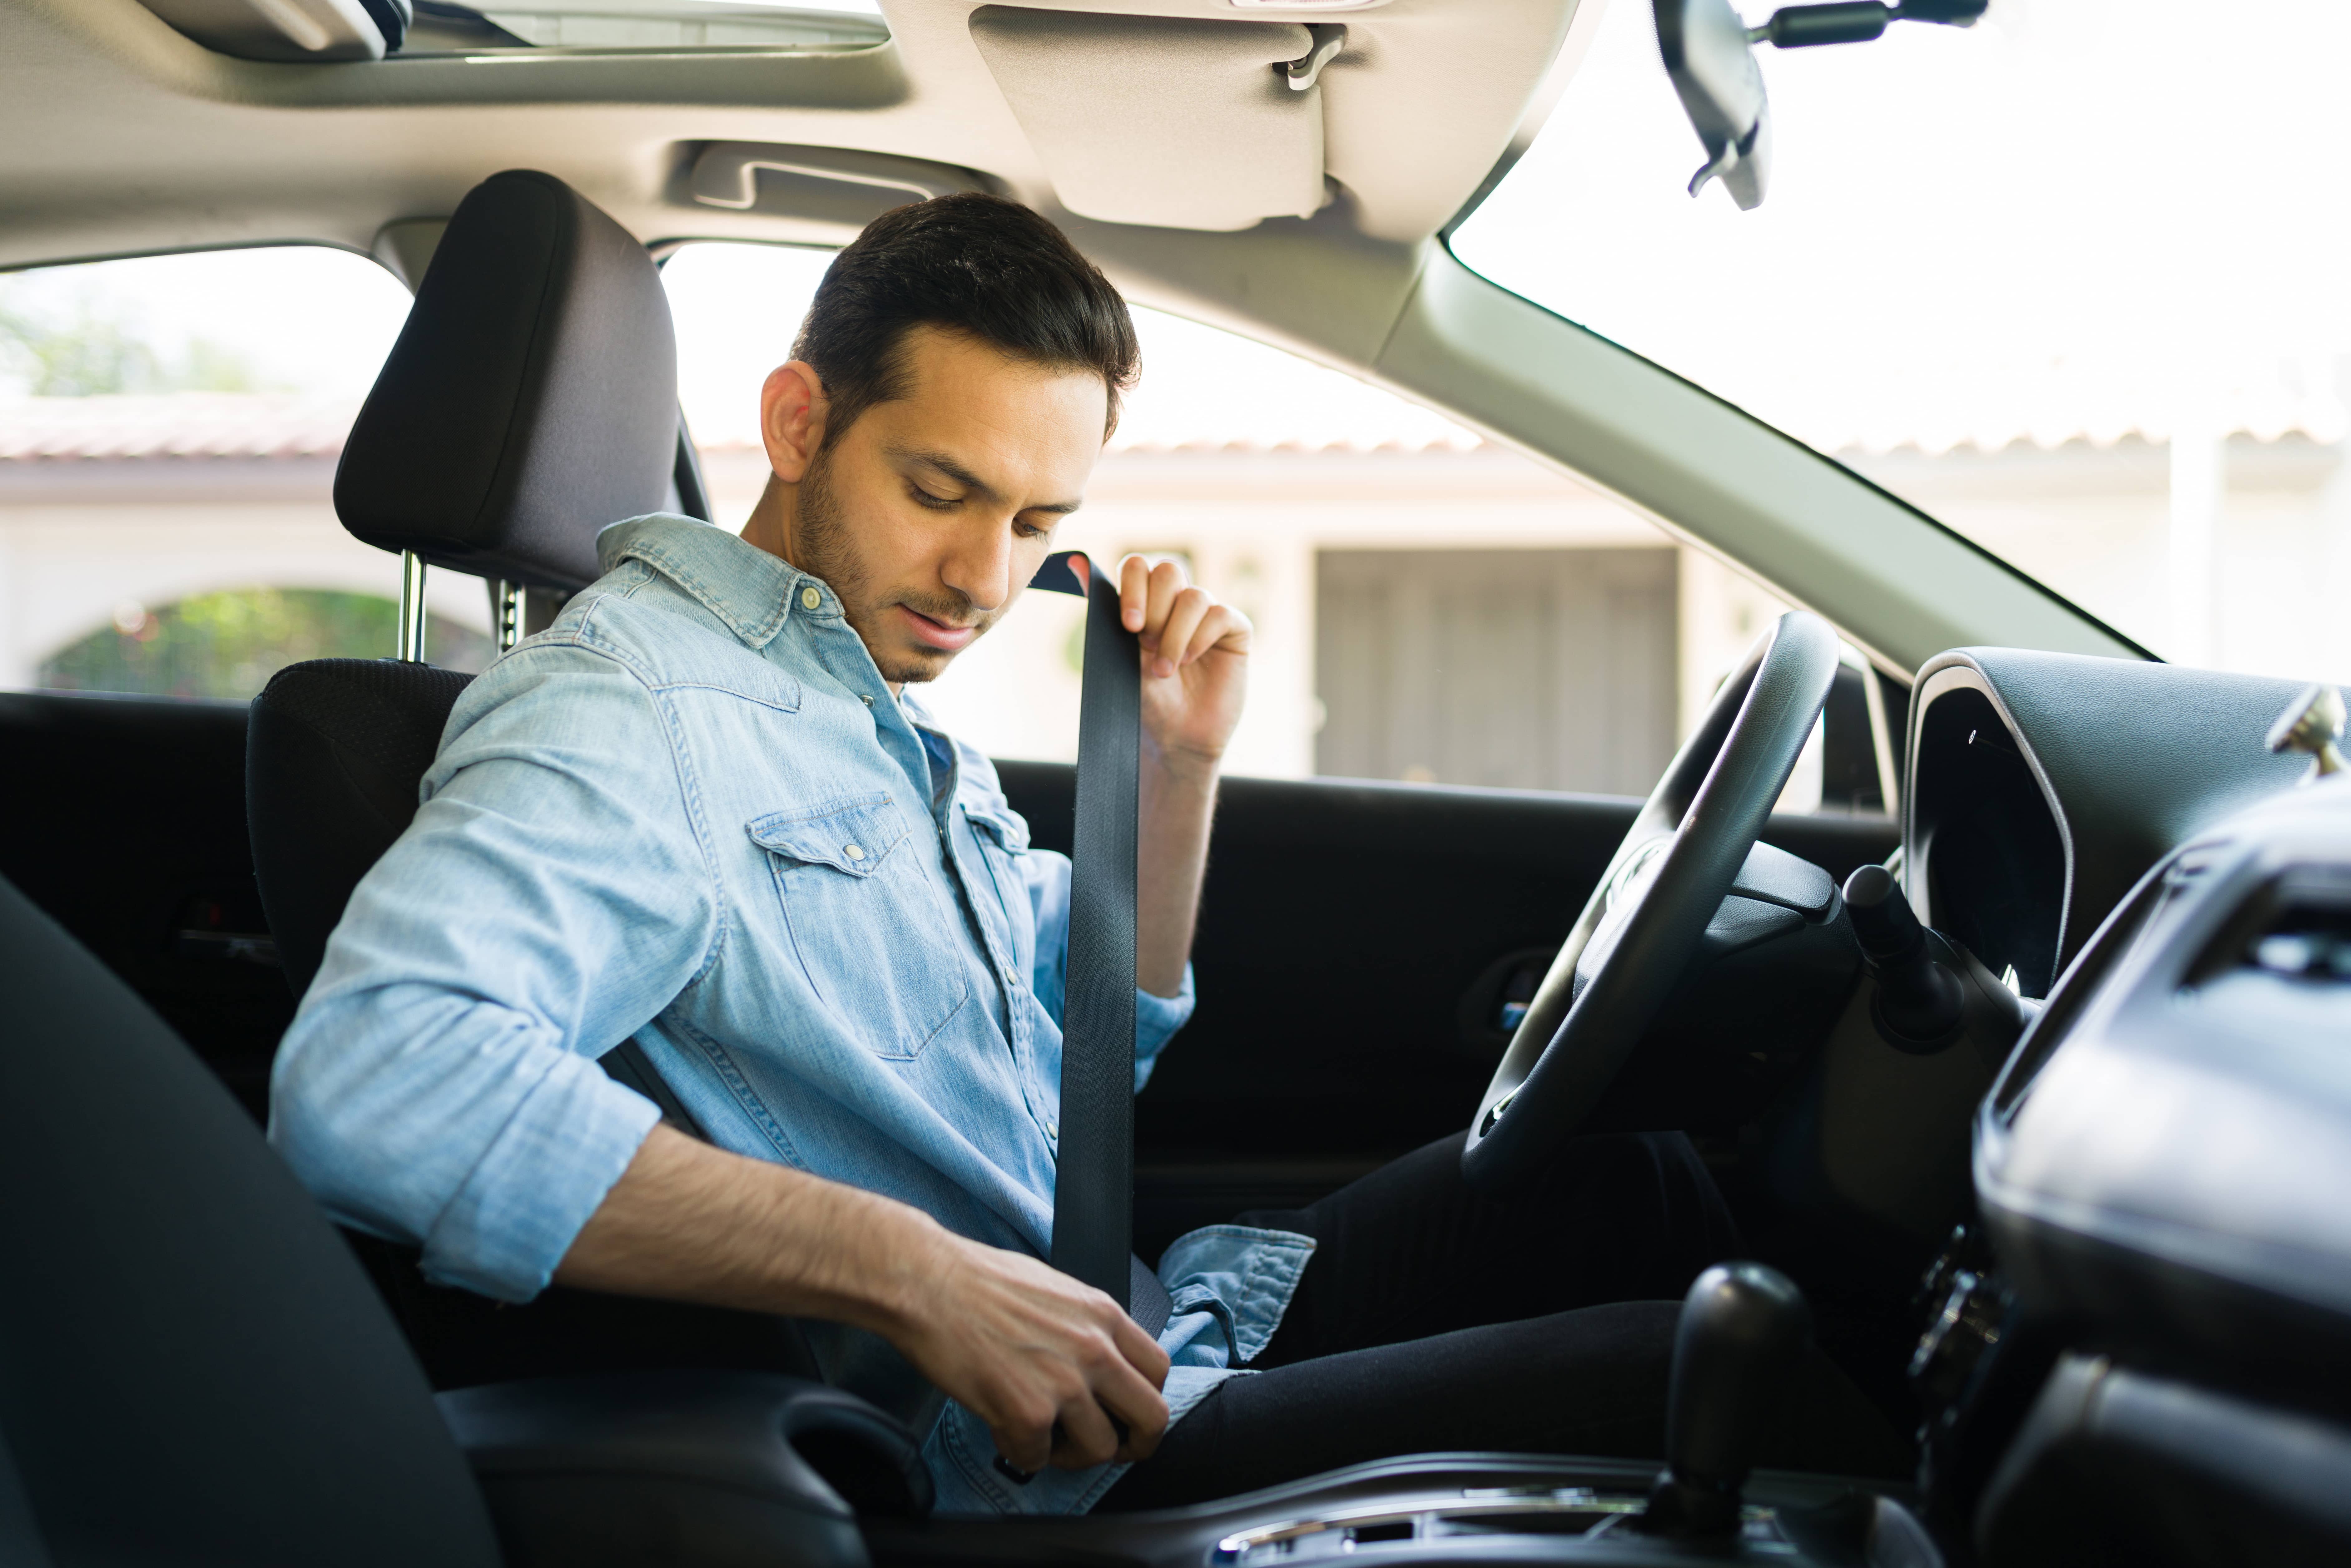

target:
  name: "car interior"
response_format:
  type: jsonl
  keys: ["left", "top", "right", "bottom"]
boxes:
{"left": 3, "top": 0, "right": 2349, "bottom": 1564}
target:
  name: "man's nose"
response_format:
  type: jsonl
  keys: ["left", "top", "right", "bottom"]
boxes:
{"left": 940, "top": 520, "right": 1015, "bottom": 613}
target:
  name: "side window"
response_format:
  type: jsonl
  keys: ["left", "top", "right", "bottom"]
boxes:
{"left": 0, "top": 245, "right": 490, "bottom": 701}
{"left": 658, "top": 240, "right": 1890, "bottom": 815}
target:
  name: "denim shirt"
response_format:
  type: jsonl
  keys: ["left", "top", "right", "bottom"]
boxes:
{"left": 268, "top": 513, "right": 1314, "bottom": 1516}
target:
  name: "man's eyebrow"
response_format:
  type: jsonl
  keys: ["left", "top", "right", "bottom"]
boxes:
{"left": 890, "top": 446, "right": 1084, "bottom": 516}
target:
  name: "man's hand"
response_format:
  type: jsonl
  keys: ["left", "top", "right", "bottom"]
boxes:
{"left": 559, "top": 1126, "right": 1169, "bottom": 1475}
{"left": 1065, "top": 553, "right": 1245, "bottom": 996}
{"left": 1116, "top": 554, "right": 1251, "bottom": 773}
{"left": 891, "top": 1229, "right": 1171, "bottom": 1472}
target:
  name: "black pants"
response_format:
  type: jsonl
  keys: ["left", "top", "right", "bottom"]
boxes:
{"left": 1096, "top": 1133, "right": 1909, "bottom": 1511}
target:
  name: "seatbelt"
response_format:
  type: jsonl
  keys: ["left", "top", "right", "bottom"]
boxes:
{"left": 1033, "top": 551, "right": 1175, "bottom": 1338}
{"left": 606, "top": 552, "right": 1169, "bottom": 1337}
{"left": 992, "top": 547, "right": 1172, "bottom": 1484}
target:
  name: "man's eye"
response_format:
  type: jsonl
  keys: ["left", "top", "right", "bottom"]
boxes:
{"left": 910, "top": 485, "right": 957, "bottom": 511}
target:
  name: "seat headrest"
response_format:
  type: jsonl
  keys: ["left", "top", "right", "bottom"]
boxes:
{"left": 336, "top": 170, "right": 678, "bottom": 591}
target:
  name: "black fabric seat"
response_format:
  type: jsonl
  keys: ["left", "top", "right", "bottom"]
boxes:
{"left": 0, "top": 870, "right": 506, "bottom": 1568}
{"left": 0, "top": 868, "right": 929, "bottom": 1564}
{"left": 249, "top": 657, "right": 475, "bottom": 984}
{"left": 246, "top": 169, "right": 826, "bottom": 1393}
{"left": 252, "top": 166, "right": 677, "bottom": 998}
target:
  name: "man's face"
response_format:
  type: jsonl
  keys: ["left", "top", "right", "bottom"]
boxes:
{"left": 782, "top": 326, "right": 1108, "bottom": 686}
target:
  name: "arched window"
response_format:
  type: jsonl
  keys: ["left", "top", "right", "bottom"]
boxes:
{"left": 40, "top": 588, "right": 491, "bottom": 702}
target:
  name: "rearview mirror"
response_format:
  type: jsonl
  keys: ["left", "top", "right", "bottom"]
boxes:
{"left": 1654, "top": 1, "right": 1990, "bottom": 211}
{"left": 1654, "top": 0, "right": 1771, "bottom": 210}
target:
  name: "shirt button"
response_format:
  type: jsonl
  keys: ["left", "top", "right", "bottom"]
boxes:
{"left": 843, "top": 843, "right": 865, "bottom": 860}
{"left": 861, "top": 694, "right": 873, "bottom": 706}
{"left": 801, "top": 586, "right": 821, "bottom": 610}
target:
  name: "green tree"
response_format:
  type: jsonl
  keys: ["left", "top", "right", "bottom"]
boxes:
{"left": 41, "top": 588, "right": 493, "bottom": 701}
{"left": 0, "top": 281, "right": 266, "bottom": 396}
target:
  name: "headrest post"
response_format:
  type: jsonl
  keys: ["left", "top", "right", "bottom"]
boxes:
{"left": 493, "top": 580, "right": 525, "bottom": 653}
{"left": 396, "top": 551, "right": 429, "bottom": 663}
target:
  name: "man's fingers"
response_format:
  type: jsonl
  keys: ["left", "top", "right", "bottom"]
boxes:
{"left": 1091, "top": 1356, "right": 1172, "bottom": 1462}
{"left": 1139, "top": 560, "right": 1188, "bottom": 648}
{"left": 1118, "top": 554, "right": 1152, "bottom": 631}
{"left": 1153, "top": 588, "right": 1215, "bottom": 678}
{"left": 1110, "top": 1309, "right": 1173, "bottom": 1387}
{"left": 1118, "top": 555, "right": 1185, "bottom": 643}
{"left": 993, "top": 1403, "right": 1057, "bottom": 1474}
{"left": 1049, "top": 1394, "right": 1125, "bottom": 1470}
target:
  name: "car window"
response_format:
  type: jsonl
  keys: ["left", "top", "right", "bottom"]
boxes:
{"left": 665, "top": 240, "right": 1876, "bottom": 811}
{"left": 0, "top": 245, "right": 492, "bottom": 701}
{"left": 1452, "top": 0, "right": 2351, "bottom": 688}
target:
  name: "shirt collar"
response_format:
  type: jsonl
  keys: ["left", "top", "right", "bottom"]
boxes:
{"left": 594, "top": 512, "right": 840, "bottom": 649}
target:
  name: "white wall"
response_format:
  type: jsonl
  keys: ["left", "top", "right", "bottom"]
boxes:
{"left": 0, "top": 479, "right": 491, "bottom": 690}
{"left": 704, "top": 443, "right": 1738, "bottom": 783}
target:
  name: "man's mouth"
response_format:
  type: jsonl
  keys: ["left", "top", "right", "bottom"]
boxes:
{"left": 895, "top": 603, "right": 980, "bottom": 652}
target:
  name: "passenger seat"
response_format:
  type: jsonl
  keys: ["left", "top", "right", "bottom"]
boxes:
{"left": 246, "top": 168, "right": 821, "bottom": 1392}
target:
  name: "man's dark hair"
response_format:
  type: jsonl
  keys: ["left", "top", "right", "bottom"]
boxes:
{"left": 792, "top": 193, "right": 1140, "bottom": 447}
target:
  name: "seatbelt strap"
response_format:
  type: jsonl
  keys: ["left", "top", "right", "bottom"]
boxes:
{"left": 1034, "top": 551, "right": 1174, "bottom": 1337}
{"left": 601, "top": 1036, "right": 704, "bottom": 1136}
{"left": 606, "top": 553, "right": 1170, "bottom": 1337}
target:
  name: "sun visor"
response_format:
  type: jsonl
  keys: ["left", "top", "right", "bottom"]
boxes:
{"left": 969, "top": 7, "right": 1328, "bottom": 232}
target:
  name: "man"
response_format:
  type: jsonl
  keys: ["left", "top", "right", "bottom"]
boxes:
{"left": 274, "top": 195, "right": 1898, "bottom": 1517}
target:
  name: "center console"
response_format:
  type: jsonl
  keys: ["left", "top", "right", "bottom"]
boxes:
{"left": 868, "top": 1264, "right": 1939, "bottom": 1568}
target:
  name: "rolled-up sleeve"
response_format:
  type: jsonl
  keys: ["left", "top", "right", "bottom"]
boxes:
{"left": 1021, "top": 847, "right": 1195, "bottom": 1092}
{"left": 268, "top": 643, "right": 716, "bottom": 1302}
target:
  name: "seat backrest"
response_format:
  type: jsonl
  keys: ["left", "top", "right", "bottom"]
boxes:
{"left": 252, "top": 166, "right": 678, "bottom": 992}
{"left": 244, "top": 170, "right": 840, "bottom": 1398}
{"left": 336, "top": 167, "right": 680, "bottom": 590}
{"left": 0, "top": 870, "right": 503, "bottom": 1568}
{"left": 251, "top": 657, "right": 475, "bottom": 989}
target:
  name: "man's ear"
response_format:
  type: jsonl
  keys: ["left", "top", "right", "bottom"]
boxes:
{"left": 759, "top": 361, "right": 827, "bottom": 482}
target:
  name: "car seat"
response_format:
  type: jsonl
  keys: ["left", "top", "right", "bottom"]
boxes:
{"left": 244, "top": 168, "right": 831, "bottom": 1395}
{"left": 0, "top": 866, "right": 930, "bottom": 1567}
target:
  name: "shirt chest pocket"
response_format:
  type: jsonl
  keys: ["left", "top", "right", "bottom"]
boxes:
{"left": 748, "top": 796, "right": 971, "bottom": 1061}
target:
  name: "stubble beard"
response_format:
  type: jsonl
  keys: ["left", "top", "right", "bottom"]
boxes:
{"left": 791, "top": 448, "right": 1004, "bottom": 685}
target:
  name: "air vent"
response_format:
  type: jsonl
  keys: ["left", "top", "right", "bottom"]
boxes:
{"left": 2242, "top": 897, "right": 2351, "bottom": 983}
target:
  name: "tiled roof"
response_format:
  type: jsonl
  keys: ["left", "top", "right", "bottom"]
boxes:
{"left": 0, "top": 394, "right": 358, "bottom": 461}
{"left": 1759, "top": 355, "right": 2351, "bottom": 459}
{"left": 0, "top": 392, "right": 1491, "bottom": 462}
{"left": 7, "top": 383, "right": 2348, "bottom": 466}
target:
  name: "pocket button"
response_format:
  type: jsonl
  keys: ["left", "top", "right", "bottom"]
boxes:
{"left": 844, "top": 843, "right": 865, "bottom": 860}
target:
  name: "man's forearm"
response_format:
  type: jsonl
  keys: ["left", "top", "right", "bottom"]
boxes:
{"left": 1136, "top": 751, "right": 1218, "bottom": 997}
{"left": 556, "top": 1123, "right": 948, "bottom": 1332}
{"left": 556, "top": 1123, "right": 1174, "bottom": 1472}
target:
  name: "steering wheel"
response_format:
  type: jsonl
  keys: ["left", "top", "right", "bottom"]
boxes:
{"left": 1461, "top": 611, "right": 1843, "bottom": 1190}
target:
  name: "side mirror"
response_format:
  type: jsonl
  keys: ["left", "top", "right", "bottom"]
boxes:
{"left": 1654, "top": 0, "right": 1771, "bottom": 210}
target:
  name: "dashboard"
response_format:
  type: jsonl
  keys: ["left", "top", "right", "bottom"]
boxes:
{"left": 1903, "top": 649, "right": 2313, "bottom": 1001}
{"left": 1891, "top": 649, "right": 2351, "bottom": 1564}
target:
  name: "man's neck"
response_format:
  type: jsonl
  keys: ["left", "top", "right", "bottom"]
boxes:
{"left": 740, "top": 477, "right": 796, "bottom": 568}
{"left": 742, "top": 478, "right": 902, "bottom": 699}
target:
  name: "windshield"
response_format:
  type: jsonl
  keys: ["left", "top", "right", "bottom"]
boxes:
{"left": 1451, "top": 0, "right": 2351, "bottom": 684}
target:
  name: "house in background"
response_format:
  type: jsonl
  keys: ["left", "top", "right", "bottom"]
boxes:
{"left": 6, "top": 382, "right": 2344, "bottom": 803}
{"left": 0, "top": 390, "right": 1788, "bottom": 799}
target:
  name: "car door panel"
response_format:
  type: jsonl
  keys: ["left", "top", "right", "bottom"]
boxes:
{"left": 0, "top": 692, "right": 288, "bottom": 1120}
{"left": 994, "top": 762, "right": 1898, "bottom": 1255}
{"left": 0, "top": 698, "right": 1897, "bottom": 1258}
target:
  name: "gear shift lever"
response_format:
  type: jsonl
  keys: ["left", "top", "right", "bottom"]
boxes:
{"left": 1641, "top": 1262, "right": 1812, "bottom": 1537}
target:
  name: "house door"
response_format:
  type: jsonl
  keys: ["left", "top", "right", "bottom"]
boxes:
{"left": 1315, "top": 547, "right": 1678, "bottom": 795}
